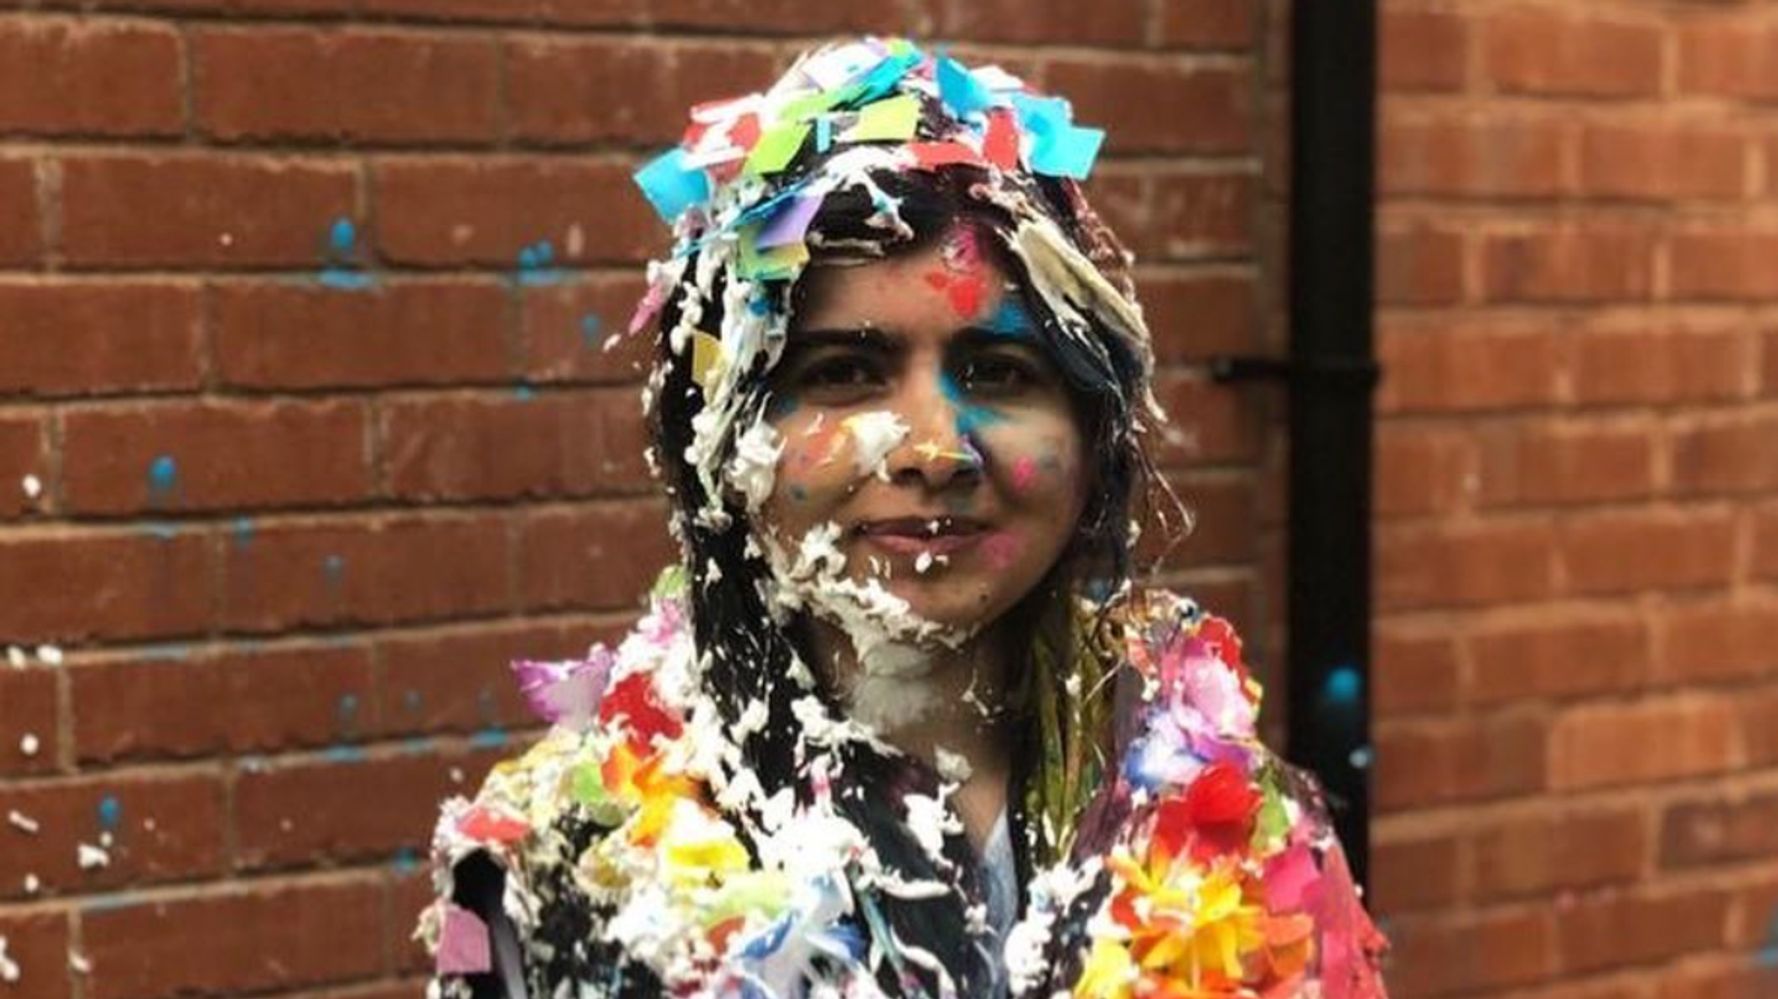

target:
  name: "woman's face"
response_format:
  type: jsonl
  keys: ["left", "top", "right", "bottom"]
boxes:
{"left": 756, "top": 224, "right": 1089, "bottom": 634}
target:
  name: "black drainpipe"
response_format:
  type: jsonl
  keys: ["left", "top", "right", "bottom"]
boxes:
{"left": 1212, "top": 0, "right": 1380, "bottom": 889}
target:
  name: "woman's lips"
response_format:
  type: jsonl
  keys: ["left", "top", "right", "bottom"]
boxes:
{"left": 854, "top": 517, "right": 987, "bottom": 556}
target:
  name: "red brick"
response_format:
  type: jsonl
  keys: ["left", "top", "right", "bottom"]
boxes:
{"left": 1550, "top": 695, "right": 1741, "bottom": 790}
{"left": 516, "top": 501, "right": 676, "bottom": 612}
{"left": 381, "top": 389, "right": 651, "bottom": 501}
{"left": 1370, "top": 830, "right": 1460, "bottom": 913}
{"left": 507, "top": 36, "right": 778, "bottom": 146}
{"left": 1384, "top": 907, "right": 1555, "bottom": 996}
{"left": 1556, "top": 887, "right": 1730, "bottom": 974}
{"left": 1110, "top": 168, "right": 1255, "bottom": 262}
{"left": 1657, "top": 599, "right": 1778, "bottom": 685}
{"left": 1469, "top": 614, "right": 1650, "bottom": 705}
{"left": 1580, "top": 121, "right": 1748, "bottom": 201}
{"left": 358, "top": 0, "right": 533, "bottom": 20}
{"left": 1375, "top": 711, "right": 1547, "bottom": 811}
{"left": 0, "top": 667, "right": 58, "bottom": 777}
{"left": 0, "top": 909, "right": 72, "bottom": 999}
{"left": 235, "top": 745, "right": 503, "bottom": 870}
{"left": 1654, "top": 962, "right": 1770, "bottom": 999}
{"left": 1561, "top": 507, "right": 1737, "bottom": 595}
{"left": 530, "top": 0, "right": 918, "bottom": 33}
{"left": 0, "top": 282, "right": 202, "bottom": 397}
{"left": 1475, "top": 418, "right": 1656, "bottom": 508}
{"left": 1766, "top": 328, "right": 1778, "bottom": 396}
{"left": 520, "top": 274, "right": 666, "bottom": 383}
{"left": 375, "top": 156, "right": 658, "bottom": 267}
{"left": 194, "top": 27, "right": 499, "bottom": 145}
{"left": 938, "top": 0, "right": 1143, "bottom": 46}
{"left": 1670, "top": 229, "right": 1778, "bottom": 301}
{"left": 219, "top": 513, "right": 512, "bottom": 632}
{"left": 82, "top": 876, "right": 386, "bottom": 999}
{"left": 1758, "top": 503, "right": 1778, "bottom": 583}
{"left": 1375, "top": 519, "right": 1558, "bottom": 611}
{"left": 0, "top": 157, "right": 41, "bottom": 265}
{"left": 369, "top": 618, "right": 621, "bottom": 738}
{"left": 1377, "top": 322, "right": 1561, "bottom": 413}
{"left": 1373, "top": 624, "right": 1460, "bottom": 717}
{"left": 1149, "top": 369, "right": 1261, "bottom": 465}
{"left": 1380, "top": 114, "right": 1569, "bottom": 199}
{"left": 61, "top": 153, "right": 357, "bottom": 268}
{"left": 0, "top": 529, "right": 212, "bottom": 643}
{"left": 0, "top": 412, "right": 47, "bottom": 520}
{"left": 1569, "top": 325, "right": 1750, "bottom": 406}
{"left": 1375, "top": 220, "right": 1464, "bottom": 306}
{"left": 1480, "top": 224, "right": 1657, "bottom": 303}
{"left": 1136, "top": 269, "right": 1256, "bottom": 363}
{"left": 1156, "top": 0, "right": 1253, "bottom": 49}
{"left": 39, "top": 0, "right": 352, "bottom": 12}
{"left": 1679, "top": 21, "right": 1778, "bottom": 101}
{"left": 1374, "top": 423, "right": 1472, "bottom": 518}
{"left": 0, "top": 772, "right": 225, "bottom": 900}
{"left": 1046, "top": 58, "right": 1250, "bottom": 155}
{"left": 0, "top": 16, "right": 182, "bottom": 137}
{"left": 1484, "top": 11, "right": 1663, "bottom": 99}
{"left": 215, "top": 279, "right": 510, "bottom": 389}
{"left": 1743, "top": 683, "right": 1778, "bottom": 766}
{"left": 71, "top": 643, "right": 375, "bottom": 763}
{"left": 1671, "top": 411, "right": 1778, "bottom": 495}
{"left": 1380, "top": 8, "right": 1467, "bottom": 93}
{"left": 1661, "top": 792, "right": 1778, "bottom": 868}
{"left": 1473, "top": 806, "right": 1646, "bottom": 901}
{"left": 1166, "top": 472, "right": 1257, "bottom": 568}
{"left": 62, "top": 400, "right": 372, "bottom": 515}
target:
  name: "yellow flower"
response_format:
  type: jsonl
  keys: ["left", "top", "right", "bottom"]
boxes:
{"left": 1101, "top": 848, "right": 1267, "bottom": 994}
{"left": 1075, "top": 938, "right": 1138, "bottom": 998}
{"left": 658, "top": 798, "right": 751, "bottom": 887}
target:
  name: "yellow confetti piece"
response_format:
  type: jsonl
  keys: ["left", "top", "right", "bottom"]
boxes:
{"left": 841, "top": 93, "right": 920, "bottom": 143}
{"left": 690, "top": 331, "right": 725, "bottom": 389}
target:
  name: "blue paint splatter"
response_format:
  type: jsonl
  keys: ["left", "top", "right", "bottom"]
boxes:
{"left": 470, "top": 727, "right": 509, "bottom": 749}
{"left": 391, "top": 846, "right": 420, "bottom": 875}
{"left": 516, "top": 240, "right": 564, "bottom": 286}
{"left": 146, "top": 455, "right": 178, "bottom": 507}
{"left": 319, "top": 216, "right": 373, "bottom": 291}
{"left": 512, "top": 383, "right": 536, "bottom": 402}
{"left": 979, "top": 298, "right": 1033, "bottom": 339}
{"left": 97, "top": 794, "right": 122, "bottom": 830}
{"left": 231, "top": 516, "right": 255, "bottom": 547}
{"left": 323, "top": 745, "right": 367, "bottom": 763}
{"left": 1323, "top": 664, "right": 1362, "bottom": 705}
{"left": 336, "top": 693, "right": 360, "bottom": 733}
{"left": 580, "top": 313, "right": 603, "bottom": 349}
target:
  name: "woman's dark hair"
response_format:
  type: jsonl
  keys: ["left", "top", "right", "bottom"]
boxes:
{"left": 647, "top": 149, "right": 1153, "bottom": 994}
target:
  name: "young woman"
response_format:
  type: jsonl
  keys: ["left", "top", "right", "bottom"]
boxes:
{"left": 420, "top": 38, "right": 1388, "bottom": 999}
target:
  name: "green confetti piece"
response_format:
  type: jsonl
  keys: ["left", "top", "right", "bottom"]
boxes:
{"left": 745, "top": 121, "right": 811, "bottom": 176}
{"left": 843, "top": 94, "right": 920, "bottom": 143}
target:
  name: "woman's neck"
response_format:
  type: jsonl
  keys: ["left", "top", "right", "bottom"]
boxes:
{"left": 805, "top": 619, "right": 1013, "bottom": 849}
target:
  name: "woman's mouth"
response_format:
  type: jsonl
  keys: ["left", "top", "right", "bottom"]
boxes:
{"left": 854, "top": 516, "right": 988, "bottom": 556}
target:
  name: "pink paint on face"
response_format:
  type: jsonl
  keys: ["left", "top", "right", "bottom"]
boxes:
{"left": 981, "top": 531, "right": 1021, "bottom": 571}
{"left": 1010, "top": 455, "right": 1039, "bottom": 492}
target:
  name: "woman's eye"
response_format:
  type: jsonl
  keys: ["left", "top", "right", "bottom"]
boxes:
{"left": 796, "top": 355, "right": 883, "bottom": 394}
{"left": 957, "top": 355, "right": 1036, "bottom": 395}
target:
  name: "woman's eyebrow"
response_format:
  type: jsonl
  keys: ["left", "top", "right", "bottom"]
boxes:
{"left": 785, "top": 327, "right": 901, "bottom": 352}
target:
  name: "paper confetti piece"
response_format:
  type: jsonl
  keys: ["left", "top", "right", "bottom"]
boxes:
{"left": 634, "top": 148, "right": 711, "bottom": 223}
{"left": 756, "top": 192, "right": 824, "bottom": 249}
{"left": 690, "top": 332, "right": 726, "bottom": 389}
{"left": 843, "top": 94, "right": 920, "bottom": 143}
{"left": 436, "top": 903, "right": 493, "bottom": 975}
{"left": 936, "top": 55, "right": 994, "bottom": 117}
{"left": 909, "top": 142, "right": 984, "bottom": 170}
{"left": 746, "top": 121, "right": 811, "bottom": 176}
{"left": 983, "top": 109, "right": 1021, "bottom": 169}
{"left": 737, "top": 228, "right": 810, "bottom": 281}
{"left": 1012, "top": 94, "right": 1105, "bottom": 179}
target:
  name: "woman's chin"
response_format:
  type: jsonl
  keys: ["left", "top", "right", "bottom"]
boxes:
{"left": 877, "top": 574, "right": 1015, "bottom": 636}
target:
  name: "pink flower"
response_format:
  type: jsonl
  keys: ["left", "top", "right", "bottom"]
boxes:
{"left": 512, "top": 645, "right": 614, "bottom": 729}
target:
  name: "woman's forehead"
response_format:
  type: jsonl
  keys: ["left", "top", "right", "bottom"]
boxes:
{"left": 792, "top": 232, "right": 1016, "bottom": 330}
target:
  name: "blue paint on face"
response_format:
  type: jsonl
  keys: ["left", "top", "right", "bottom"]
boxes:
{"left": 97, "top": 794, "right": 122, "bottom": 830}
{"left": 938, "top": 371, "right": 1005, "bottom": 437}
{"left": 980, "top": 297, "right": 1034, "bottom": 339}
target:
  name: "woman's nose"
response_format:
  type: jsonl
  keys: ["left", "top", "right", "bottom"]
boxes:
{"left": 882, "top": 371, "right": 983, "bottom": 490}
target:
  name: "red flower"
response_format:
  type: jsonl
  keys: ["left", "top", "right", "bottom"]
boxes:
{"left": 598, "top": 673, "right": 683, "bottom": 747}
{"left": 1182, "top": 762, "right": 1261, "bottom": 861}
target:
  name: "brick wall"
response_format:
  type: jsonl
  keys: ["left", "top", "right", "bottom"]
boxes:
{"left": 0, "top": 4, "right": 1274, "bottom": 997}
{"left": 1372, "top": 2, "right": 1778, "bottom": 996}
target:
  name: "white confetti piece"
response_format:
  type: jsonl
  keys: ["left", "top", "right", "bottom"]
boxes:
{"left": 76, "top": 842, "right": 109, "bottom": 869}
{"left": 21, "top": 874, "right": 38, "bottom": 895}
{"left": 18, "top": 733, "right": 37, "bottom": 757}
{"left": 0, "top": 935, "right": 17, "bottom": 983}
{"left": 20, "top": 474, "right": 40, "bottom": 499}
{"left": 67, "top": 950, "right": 91, "bottom": 975}
{"left": 34, "top": 645, "right": 62, "bottom": 666}
{"left": 6, "top": 810, "right": 39, "bottom": 835}
{"left": 5, "top": 647, "right": 24, "bottom": 669}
